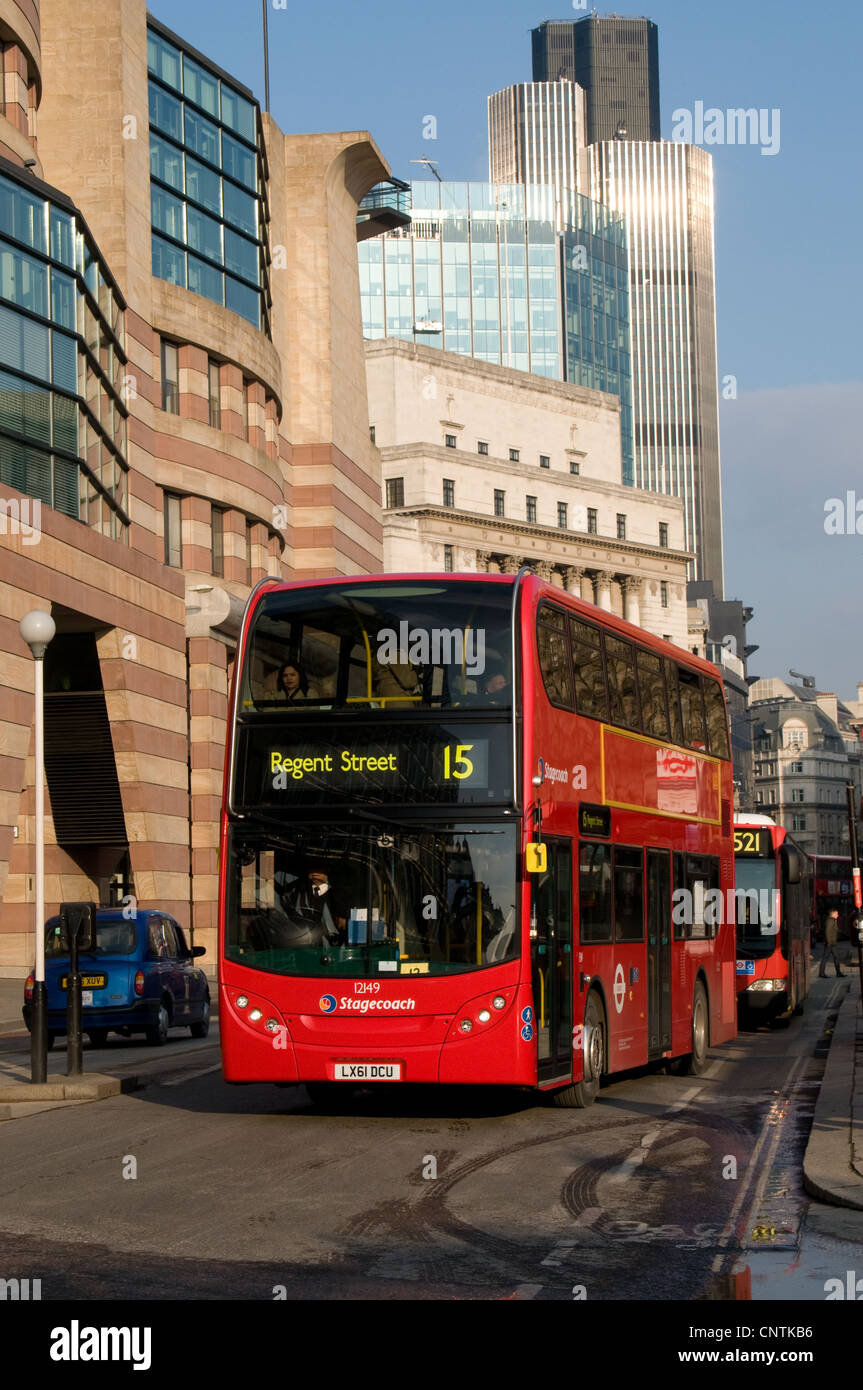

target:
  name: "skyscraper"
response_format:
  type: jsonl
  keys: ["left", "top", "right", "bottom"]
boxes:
{"left": 491, "top": 16, "right": 723, "bottom": 592}
{"left": 488, "top": 81, "right": 586, "bottom": 197}
{"left": 531, "top": 16, "right": 660, "bottom": 143}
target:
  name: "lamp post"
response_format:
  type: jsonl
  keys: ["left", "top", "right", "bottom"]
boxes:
{"left": 19, "top": 608, "right": 55, "bottom": 1083}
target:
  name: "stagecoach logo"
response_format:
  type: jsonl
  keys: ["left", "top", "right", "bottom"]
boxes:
{"left": 319, "top": 994, "right": 338, "bottom": 1013}
{"left": 375, "top": 623, "right": 486, "bottom": 677}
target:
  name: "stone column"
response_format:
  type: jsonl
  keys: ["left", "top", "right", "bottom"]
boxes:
{"left": 595, "top": 570, "right": 614, "bottom": 613}
{"left": 562, "top": 566, "right": 585, "bottom": 599}
{"left": 534, "top": 561, "right": 554, "bottom": 581}
{"left": 622, "top": 576, "right": 644, "bottom": 627}
{"left": 501, "top": 555, "right": 523, "bottom": 575}
{"left": 475, "top": 550, "right": 491, "bottom": 572}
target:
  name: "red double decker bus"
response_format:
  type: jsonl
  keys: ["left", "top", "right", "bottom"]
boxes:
{"left": 733, "top": 816, "right": 810, "bottom": 1022}
{"left": 810, "top": 855, "right": 854, "bottom": 943}
{"left": 219, "top": 572, "right": 736, "bottom": 1107}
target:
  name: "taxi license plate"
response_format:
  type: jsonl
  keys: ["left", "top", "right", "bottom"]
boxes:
{"left": 333, "top": 1063, "right": 402, "bottom": 1081}
{"left": 60, "top": 975, "right": 107, "bottom": 989}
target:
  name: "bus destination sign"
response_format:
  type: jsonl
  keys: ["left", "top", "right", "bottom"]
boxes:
{"left": 733, "top": 828, "right": 773, "bottom": 857}
{"left": 235, "top": 720, "right": 513, "bottom": 809}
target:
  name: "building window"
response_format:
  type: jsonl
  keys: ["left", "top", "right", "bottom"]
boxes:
{"left": 443, "top": 478, "right": 455, "bottom": 507}
{"left": 211, "top": 505, "right": 225, "bottom": 577}
{"left": 443, "top": 545, "right": 454, "bottom": 572}
{"left": 791, "top": 761, "right": 804, "bottom": 773}
{"left": 659, "top": 522, "right": 669, "bottom": 548}
{"left": 369, "top": 425, "right": 376, "bottom": 444}
{"left": 243, "top": 377, "right": 251, "bottom": 441}
{"left": 661, "top": 582, "right": 668, "bottom": 609}
{"left": 617, "top": 513, "right": 626, "bottom": 540}
{"left": 445, "top": 434, "right": 456, "bottom": 448}
{"left": 783, "top": 722, "right": 808, "bottom": 750}
{"left": 792, "top": 814, "right": 806, "bottom": 831}
{"left": 570, "top": 460, "right": 580, "bottom": 475}
{"left": 160, "top": 339, "right": 179, "bottom": 414}
{"left": 526, "top": 495, "right": 537, "bottom": 523}
{"left": 558, "top": 502, "right": 568, "bottom": 529}
{"left": 509, "top": 448, "right": 519, "bottom": 462}
{"left": 164, "top": 492, "right": 182, "bottom": 567}
{"left": 791, "top": 788, "right": 804, "bottom": 803}
{"left": 494, "top": 489, "right": 505, "bottom": 517}
{"left": 385, "top": 477, "right": 404, "bottom": 509}
{"left": 539, "top": 455, "right": 550, "bottom": 469}
{"left": 587, "top": 508, "right": 597, "bottom": 534}
{"left": 208, "top": 357, "right": 221, "bottom": 428}
{"left": 477, "top": 441, "right": 488, "bottom": 456}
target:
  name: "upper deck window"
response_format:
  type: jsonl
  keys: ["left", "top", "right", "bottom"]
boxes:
{"left": 242, "top": 581, "right": 513, "bottom": 713}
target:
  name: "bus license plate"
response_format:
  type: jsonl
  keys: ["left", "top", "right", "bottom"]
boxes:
{"left": 736, "top": 960, "right": 755, "bottom": 975}
{"left": 332, "top": 1062, "right": 402, "bottom": 1081}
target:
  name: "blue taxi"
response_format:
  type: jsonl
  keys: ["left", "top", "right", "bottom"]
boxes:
{"left": 23, "top": 909, "right": 209, "bottom": 1048}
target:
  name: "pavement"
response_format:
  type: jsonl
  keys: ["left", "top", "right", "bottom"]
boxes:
{"left": 1, "top": 955, "right": 862, "bottom": 1218}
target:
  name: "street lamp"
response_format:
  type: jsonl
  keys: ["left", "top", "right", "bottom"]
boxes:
{"left": 19, "top": 608, "right": 55, "bottom": 1083}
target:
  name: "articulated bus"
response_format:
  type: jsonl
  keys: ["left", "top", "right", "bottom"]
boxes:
{"left": 218, "top": 572, "right": 736, "bottom": 1107}
{"left": 809, "top": 855, "right": 854, "bottom": 943}
{"left": 733, "top": 815, "right": 810, "bottom": 1022}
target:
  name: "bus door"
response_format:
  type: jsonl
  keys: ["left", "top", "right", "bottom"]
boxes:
{"left": 646, "top": 849, "right": 672, "bottom": 1056}
{"left": 531, "top": 839, "right": 573, "bottom": 1081}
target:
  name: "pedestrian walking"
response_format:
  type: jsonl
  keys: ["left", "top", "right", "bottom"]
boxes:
{"left": 819, "top": 908, "right": 845, "bottom": 978}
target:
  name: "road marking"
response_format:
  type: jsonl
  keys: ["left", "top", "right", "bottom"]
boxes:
{"left": 710, "top": 1051, "right": 807, "bottom": 1274}
{"left": 610, "top": 1127, "right": 664, "bottom": 1181}
{"left": 509, "top": 1283, "right": 543, "bottom": 1299}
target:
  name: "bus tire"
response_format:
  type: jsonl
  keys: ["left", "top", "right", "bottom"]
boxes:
{"left": 553, "top": 992, "right": 605, "bottom": 1109}
{"left": 669, "top": 981, "right": 709, "bottom": 1076}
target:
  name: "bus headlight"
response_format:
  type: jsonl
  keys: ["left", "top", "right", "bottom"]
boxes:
{"left": 459, "top": 1019, "right": 473, "bottom": 1033}
{"left": 492, "top": 996, "right": 506, "bottom": 1010}
{"left": 478, "top": 1009, "right": 491, "bottom": 1023}
{"left": 748, "top": 979, "right": 784, "bottom": 991}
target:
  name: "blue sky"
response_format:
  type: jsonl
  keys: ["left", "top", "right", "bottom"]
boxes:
{"left": 150, "top": 0, "right": 862, "bottom": 695}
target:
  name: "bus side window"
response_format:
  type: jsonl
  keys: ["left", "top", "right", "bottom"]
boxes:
{"left": 678, "top": 667, "right": 707, "bottom": 751}
{"left": 673, "top": 852, "right": 689, "bottom": 940}
{"left": 703, "top": 676, "right": 731, "bottom": 760}
{"left": 637, "top": 649, "right": 669, "bottom": 740}
{"left": 613, "top": 846, "right": 644, "bottom": 942}
{"left": 571, "top": 619, "right": 608, "bottom": 721}
{"left": 605, "top": 635, "right": 640, "bottom": 731}
{"left": 579, "top": 841, "right": 612, "bottom": 943}
{"left": 537, "top": 605, "right": 573, "bottom": 710}
{"left": 665, "top": 659, "right": 684, "bottom": 746}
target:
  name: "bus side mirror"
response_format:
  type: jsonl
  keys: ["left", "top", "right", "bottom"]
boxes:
{"left": 783, "top": 847, "right": 801, "bottom": 885}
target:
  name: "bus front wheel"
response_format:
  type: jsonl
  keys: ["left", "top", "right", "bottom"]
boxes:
{"left": 668, "top": 981, "right": 709, "bottom": 1076}
{"left": 552, "top": 992, "right": 605, "bottom": 1109}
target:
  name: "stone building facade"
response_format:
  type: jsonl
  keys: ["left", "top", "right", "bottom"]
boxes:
{"left": 0, "top": 1, "right": 392, "bottom": 974}
{"left": 366, "top": 337, "right": 690, "bottom": 645}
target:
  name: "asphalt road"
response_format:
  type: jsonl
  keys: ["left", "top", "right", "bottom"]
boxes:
{"left": 0, "top": 976, "right": 857, "bottom": 1302}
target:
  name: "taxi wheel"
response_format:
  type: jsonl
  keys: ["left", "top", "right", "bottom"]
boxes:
{"left": 87, "top": 1028, "right": 109, "bottom": 1047}
{"left": 190, "top": 996, "right": 210, "bottom": 1038}
{"left": 145, "top": 1000, "right": 170, "bottom": 1047}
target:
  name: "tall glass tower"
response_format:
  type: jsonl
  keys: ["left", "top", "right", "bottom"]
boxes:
{"left": 358, "top": 180, "right": 633, "bottom": 481}
{"left": 489, "top": 16, "right": 724, "bottom": 592}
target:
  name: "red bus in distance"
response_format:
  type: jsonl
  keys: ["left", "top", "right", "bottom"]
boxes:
{"left": 733, "top": 815, "right": 810, "bottom": 1023}
{"left": 218, "top": 572, "right": 736, "bottom": 1107}
{"left": 810, "top": 855, "right": 854, "bottom": 943}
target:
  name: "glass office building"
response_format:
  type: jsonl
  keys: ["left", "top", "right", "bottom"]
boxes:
{"left": 359, "top": 180, "right": 633, "bottom": 481}
{"left": 147, "top": 21, "right": 270, "bottom": 334}
{"left": 0, "top": 164, "right": 129, "bottom": 537}
{"left": 590, "top": 141, "right": 722, "bottom": 588}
